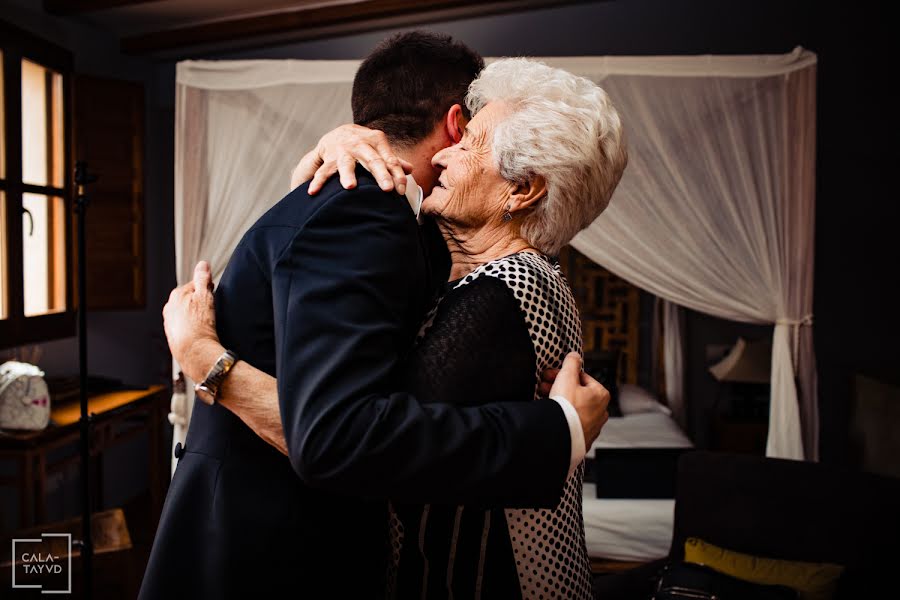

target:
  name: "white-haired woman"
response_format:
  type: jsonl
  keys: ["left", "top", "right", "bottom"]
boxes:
{"left": 379, "top": 58, "right": 627, "bottom": 600}
{"left": 166, "top": 58, "right": 626, "bottom": 599}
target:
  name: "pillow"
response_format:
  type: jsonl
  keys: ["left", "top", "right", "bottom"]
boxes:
{"left": 618, "top": 383, "right": 672, "bottom": 416}
{"left": 583, "top": 350, "right": 621, "bottom": 416}
{"left": 684, "top": 537, "right": 844, "bottom": 600}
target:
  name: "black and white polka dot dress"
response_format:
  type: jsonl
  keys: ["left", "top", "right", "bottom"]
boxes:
{"left": 388, "top": 251, "right": 592, "bottom": 600}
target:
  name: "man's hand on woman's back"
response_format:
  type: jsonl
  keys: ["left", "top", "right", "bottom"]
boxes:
{"left": 547, "top": 352, "right": 610, "bottom": 449}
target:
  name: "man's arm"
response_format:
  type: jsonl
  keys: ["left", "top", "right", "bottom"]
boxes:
{"left": 180, "top": 333, "right": 600, "bottom": 475}
{"left": 271, "top": 183, "right": 570, "bottom": 506}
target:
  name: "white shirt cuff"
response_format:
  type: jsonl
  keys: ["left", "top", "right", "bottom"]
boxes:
{"left": 550, "top": 394, "right": 585, "bottom": 479}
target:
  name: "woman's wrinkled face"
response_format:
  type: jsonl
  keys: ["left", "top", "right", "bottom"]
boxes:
{"left": 424, "top": 102, "right": 514, "bottom": 226}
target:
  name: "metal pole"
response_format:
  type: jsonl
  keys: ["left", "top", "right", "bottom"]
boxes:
{"left": 74, "top": 160, "right": 96, "bottom": 600}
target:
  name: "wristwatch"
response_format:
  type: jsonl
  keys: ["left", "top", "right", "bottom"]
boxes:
{"left": 194, "top": 349, "right": 239, "bottom": 405}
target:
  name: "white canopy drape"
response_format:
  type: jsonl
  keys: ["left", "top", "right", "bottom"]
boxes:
{"left": 568, "top": 50, "right": 818, "bottom": 460}
{"left": 172, "top": 48, "right": 817, "bottom": 469}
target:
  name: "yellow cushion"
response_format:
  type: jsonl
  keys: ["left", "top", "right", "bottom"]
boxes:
{"left": 683, "top": 537, "right": 844, "bottom": 600}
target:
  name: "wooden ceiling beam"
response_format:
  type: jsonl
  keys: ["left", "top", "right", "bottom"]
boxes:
{"left": 120, "top": 0, "right": 589, "bottom": 55}
{"left": 44, "top": 0, "right": 158, "bottom": 16}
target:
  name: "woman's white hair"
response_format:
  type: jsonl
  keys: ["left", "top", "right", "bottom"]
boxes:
{"left": 467, "top": 58, "right": 628, "bottom": 255}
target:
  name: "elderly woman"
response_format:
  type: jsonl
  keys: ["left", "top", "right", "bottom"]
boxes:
{"left": 373, "top": 59, "right": 627, "bottom": 600}
{"left": 168, "top": 58, "right": 626, "bottom": 599}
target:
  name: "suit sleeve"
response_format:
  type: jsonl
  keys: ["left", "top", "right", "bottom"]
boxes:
{"left": 273, "top": 185, "right": 571, "bottom": 507}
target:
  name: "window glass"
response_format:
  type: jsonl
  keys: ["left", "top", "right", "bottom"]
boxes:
{"left": 21, "top": 59, "right": 64, "bottom": 188}
{"left": 23, "top": 193, "right": 66, "bottom": 316}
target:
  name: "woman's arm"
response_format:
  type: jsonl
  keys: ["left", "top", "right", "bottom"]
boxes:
{"left": 165, "top": 263, "right": 288, "bottom": 455}
{"left": 401, "top": 276, "right": 538, "bottom": 410}
{"left": 212, "top": 350, "right": 287, "bottom": 456}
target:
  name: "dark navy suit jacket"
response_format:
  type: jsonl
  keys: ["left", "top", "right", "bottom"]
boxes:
{"left": 139, "top": 169, "right": 571, "bottom": 599}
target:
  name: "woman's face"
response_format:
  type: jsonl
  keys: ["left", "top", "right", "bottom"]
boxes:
{"left": 424, "top": 102, "right": 514, "bottom": 227}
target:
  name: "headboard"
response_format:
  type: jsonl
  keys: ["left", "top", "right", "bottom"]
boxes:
{"left": 558, "top": 246, "right": 641, "bottom": 385}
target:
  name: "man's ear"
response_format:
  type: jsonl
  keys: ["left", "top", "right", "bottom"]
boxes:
{"left": 444, "top": 104, "right": 467, "bottom": 144}
{"left": 508, "top": 175, "right": 548, "bottom": 214}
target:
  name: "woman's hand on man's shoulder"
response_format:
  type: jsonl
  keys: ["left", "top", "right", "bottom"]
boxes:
{"left": 290, "top": 124, "right": 413, "bottom": 196}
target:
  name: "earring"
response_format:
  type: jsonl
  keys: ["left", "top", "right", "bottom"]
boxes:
{"left": 502, "top": 205, "right": 513, "bottom": 222}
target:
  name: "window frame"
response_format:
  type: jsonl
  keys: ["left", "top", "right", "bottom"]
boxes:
{"left": 1, "top": 19, "right": 75, "bottom": 348}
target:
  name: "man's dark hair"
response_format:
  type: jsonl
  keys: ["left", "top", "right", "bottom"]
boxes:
{"left": 352, "top": 31, "right": 484, "bottom": 147}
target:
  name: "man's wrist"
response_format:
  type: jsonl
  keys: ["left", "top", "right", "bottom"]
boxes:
{"left": 550, "top": 394, "right": 586, "bottom": 479}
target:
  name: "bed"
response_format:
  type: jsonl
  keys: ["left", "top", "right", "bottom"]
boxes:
{"left": 582, "top": 384, "right": 693, "bottom": 566}
{"left": 582, "top": 485, "right": 675, "bottom": 562}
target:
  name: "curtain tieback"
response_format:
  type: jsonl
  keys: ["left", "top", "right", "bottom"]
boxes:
{"left": 775, "top": 314, "right": 813, "bottom": 375}
{"left": 168, "top": 371, "right": 189, "bottom": 427}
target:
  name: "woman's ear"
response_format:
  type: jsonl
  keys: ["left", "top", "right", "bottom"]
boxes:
{"left": 444, "top": 104, "right": 467, "bottom": 144}
{"left": 508, "top": 175, "right": 547, "bottom": 214}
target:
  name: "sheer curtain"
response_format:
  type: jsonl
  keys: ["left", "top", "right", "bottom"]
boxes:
{"left": 663, "top": 301, "right": 687, "bottom": 430}
{"left": 569, "top": 50, "right": 818, "bottom": 460}
{"left": 171, "top": 49, "right": 818, "bottom": 470}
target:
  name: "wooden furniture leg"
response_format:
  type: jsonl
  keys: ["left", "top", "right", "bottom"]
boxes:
{"left": 35, "top": 453, "right": 47, "bottom": 524}
{"left": 22, "top": 452, "right": 34, "bottom": 527}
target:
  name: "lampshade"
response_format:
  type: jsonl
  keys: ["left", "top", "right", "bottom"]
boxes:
{"left": 708, "top": 337, "right": 771, "bottom": 383}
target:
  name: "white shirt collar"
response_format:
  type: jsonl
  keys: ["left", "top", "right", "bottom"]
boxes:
{"left": 404, "top": 174, "right": 424, "bottom": 225}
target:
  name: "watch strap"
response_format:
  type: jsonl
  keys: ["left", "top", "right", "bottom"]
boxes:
{"left": 194, "top": 349, "right": 239, "bottom": 405}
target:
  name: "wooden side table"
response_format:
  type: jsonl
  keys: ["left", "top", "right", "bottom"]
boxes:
{"left": 0, "top": 385, "right": 169, "bottom": 531}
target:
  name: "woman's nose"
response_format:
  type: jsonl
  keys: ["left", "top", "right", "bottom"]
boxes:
{"left": 432, "top": 146, "right": 451, "bottom": 168}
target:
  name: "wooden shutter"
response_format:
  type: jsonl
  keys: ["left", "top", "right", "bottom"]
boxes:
{"left": 72, "top": 74, "right": 145, "bottom": 309}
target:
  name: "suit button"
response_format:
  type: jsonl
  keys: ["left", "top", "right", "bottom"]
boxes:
{"left": 174, "top": 442, "right": 185, "bottom": 459}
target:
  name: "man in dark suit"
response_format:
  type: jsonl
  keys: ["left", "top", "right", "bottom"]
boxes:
{"left": 140, "top": 32, "right": 608, "bottom": 599}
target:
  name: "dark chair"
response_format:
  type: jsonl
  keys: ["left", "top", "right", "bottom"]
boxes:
{"left": 593, "top": 450, "right": 900, "bottom": 599}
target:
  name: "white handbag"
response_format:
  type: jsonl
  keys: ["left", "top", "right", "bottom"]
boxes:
{"left": 0, "top": 361, "right": 51, "bottom": 431}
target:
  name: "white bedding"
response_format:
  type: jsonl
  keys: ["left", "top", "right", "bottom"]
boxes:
{"left": 582, "top": 483, "right": 674, "bottom": 561}
{"left": 581, "top": 393, "right": 690, "bottom": 561}
{"left": 588, "top": 412, "right": 693, "bottom": 456}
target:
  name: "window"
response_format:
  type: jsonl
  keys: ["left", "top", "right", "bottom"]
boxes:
{"left": 1, "top": 20, "right": 74, "bottom": 347}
